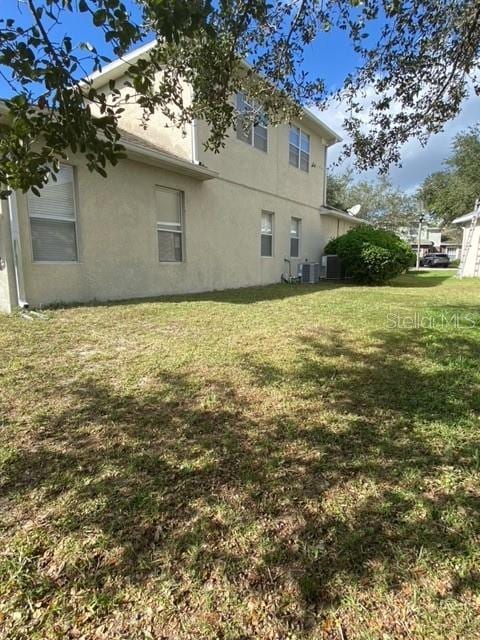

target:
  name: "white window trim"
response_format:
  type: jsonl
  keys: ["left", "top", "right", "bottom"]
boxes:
{"left": 236, "top": 93, "right": 268, "bottom": 153}
{"left": 290, "top": 217, "right": 301, "bottom": 258}
{"left": 156, "top": 185, "right": 185, "bottom": 264}
{"left": 289, "top": 126, "right": 310, "bottom": 172}
{"left": 261, "top": 210, "right": 274, "bottom": 258}
{"left": 28, "top": 164, "right": 80, "bottom": 264}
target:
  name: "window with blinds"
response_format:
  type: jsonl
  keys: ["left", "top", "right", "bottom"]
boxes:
{"left": 156, "top": 186, "right": 184, "bottom": 262}
{"left": 27, "top": 164, "right": 78, "bottom": 262}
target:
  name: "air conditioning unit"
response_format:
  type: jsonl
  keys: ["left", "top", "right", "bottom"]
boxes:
{"left": 298, "top": 261, "right": 320, "bottom": 283}
{"left": 321, "top": 254, "right": 347, "bottom": 280}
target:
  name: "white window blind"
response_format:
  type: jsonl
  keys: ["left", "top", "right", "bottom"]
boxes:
{"left": 236, "top": 93, "right": 268, "bottom": 152}
{"left": 261, "top": 211, "right": 274, "bottom": 257}
{"left": 289, "top": 126, "right": 310, "bottom": 172}
{"left": 156, "top": 186, "right": 183, "bottom": 262}
{"left": 27, "top": 164, "right": 78, "bottom": 262}
{"left": 290, "top": 217, "right": 300, "bottom": 257}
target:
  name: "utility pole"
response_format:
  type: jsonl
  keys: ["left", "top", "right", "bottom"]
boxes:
{"left": 416, "top": 213, "right": 425, "bottom": 270}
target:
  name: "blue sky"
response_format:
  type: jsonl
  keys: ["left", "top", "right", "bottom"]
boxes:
{"left": 1, "top": 0, "right": 478, "bottom": 192}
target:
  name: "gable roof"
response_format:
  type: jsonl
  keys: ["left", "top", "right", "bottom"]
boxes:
{"left": 85, "top": 40, "right": 157, "bottom": 89}
{"left": 84, "top": 40, "right": 341, "bottom": 145}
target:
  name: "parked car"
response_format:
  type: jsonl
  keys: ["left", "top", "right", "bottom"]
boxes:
{"left": 420, "top": 253, "right": 450, "bottom": 268}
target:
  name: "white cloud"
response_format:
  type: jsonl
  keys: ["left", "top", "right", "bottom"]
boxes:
{"left": 313, "top": 90, "right": 480, "bottom": 192}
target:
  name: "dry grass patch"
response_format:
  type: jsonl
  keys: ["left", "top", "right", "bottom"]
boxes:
{"left": 1, "top": 271, "right": 480, "bottom": 639}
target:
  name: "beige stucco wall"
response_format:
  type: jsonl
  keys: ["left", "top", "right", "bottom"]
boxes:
{"left": 460, "top": 224, "right": 480, "bottom": 277}
{"left": 11, "top": 154, "right": 356, "bottom": 308}
{"left": 320, "top": 215, "right": 356, "bottom": 248}
{"left": 197, "top": 118, "right": 327, "bottom": 209}
{"left": 95, "top": 68, "right": 329, "bottom": 210}
{"left": 0, "top": 198, "right": 16, "bottom": 312}
{"left": 93, "top": 75, "right": 193, "bottom": 160}
{"left": 3, "top": 70, "right": 352, "bottom": 308}
{"left": 95, "top": 69, "right": 328, "bottom": 207}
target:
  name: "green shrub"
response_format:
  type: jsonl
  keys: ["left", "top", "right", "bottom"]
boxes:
{"left": 324, "top": 224, "right": 415, "bottom": 285}
{"left": 449, "top": 259, "right": 460, "bottom": 268}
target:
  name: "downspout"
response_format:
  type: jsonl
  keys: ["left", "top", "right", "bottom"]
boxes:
{"left": 323, "top": 145, "right": 328, "bottom": 206}
{"left": 189, "top": 84, "right": 200, "bottom": 165}
{"left": 7, "top": 191, "right": 28, "bottom": 308}
{"left": 191, "top": 118, "right": 199, "bottom": 165}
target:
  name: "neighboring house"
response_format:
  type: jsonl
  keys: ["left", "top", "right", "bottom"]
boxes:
{"left": 398, "top": 225, "right": 442, "bottom": 257}
{"left": 453, "top": 209, "right": 480, "bottom": 277}
{"left": 439, "top": 242, "right": 461, "bottom": 261}
{"left": 0, "top": 42, "right": 363, "bottom": 312}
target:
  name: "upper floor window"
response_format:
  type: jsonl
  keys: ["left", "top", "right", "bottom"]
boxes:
{"left": 156, "top": 186, "right": 184, "bottom": 262}
{"left": 290, "top": 217, "right": 301, "bottom": 257}
{"left": 27, "top": 164, "right": 78, "bottom": 262}
{"left": 236, "top": 93, "right": 268, "bottom": 153}
{"left": 261, "top": 211, "right": 274, "bottom": 257}
{"left": 289, "top": 126, "right": 310, "bottom": 172}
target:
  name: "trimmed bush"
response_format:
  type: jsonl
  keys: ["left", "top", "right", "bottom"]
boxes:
{"left": 324, "top": 224, "right": 415, "bottom": 284}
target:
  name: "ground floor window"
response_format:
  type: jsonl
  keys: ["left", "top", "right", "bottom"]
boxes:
{"left": 261, "top": 211, "right": 274, "bottom": 257}
{"left": 27, "top": 164, "right": 78, "bottom": 262}
{"left": 156, "top": 186, "right": 184, "bottom": 262}
{"left": 290, "top": 217, "right": 301, "bottom": 257}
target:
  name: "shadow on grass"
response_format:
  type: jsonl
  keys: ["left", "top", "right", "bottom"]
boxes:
{"left": 44, "top": 281, "right": 352, "bottom": 310}
{"left": 391, "top": 271, "right": 454, "bottom": 287}
{"left": 43, "top": 271, "right": 454, "bottom": 311}
{"left": 2, "top": 321, "right": 480, "bottom": 634}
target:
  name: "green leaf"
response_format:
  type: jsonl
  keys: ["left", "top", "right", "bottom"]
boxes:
{"left": 93, "top": 9, "right": 107, "bottom": 26}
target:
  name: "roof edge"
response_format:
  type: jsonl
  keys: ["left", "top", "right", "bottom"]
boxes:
{"left": 320, "top": 207, "right": 368, "bottom": 225}
{"left": 452, "top": 211, "right": 476, "bottom": 225}
{"left": 302, "top": 108, "right": 342, "bottom": 145}
{"left": 83, "top": 42, "right": 341, "bottom": 144}
{"left": 83, "top": 39, "right": 157, "bottom": 89}
{"left": 121, "top": 137, "right": 218, "bottom": 180}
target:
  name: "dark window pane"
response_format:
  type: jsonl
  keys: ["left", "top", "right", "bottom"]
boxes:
{"left": 289, "top": 144, "right": 299, "bottom": 167}
{"left": 31, "top": 218, "right": 77, "bottom": 262}
{"left": 254, "top": 125, "right": 268, "bottom": 152}
{"left": 290, "top": 237, "right": 299, "bottom": 258}
{"left": 261, "top": 234, "right": 272, "bottom": 257}
{"left": 173, "top": 232, "right": 183, "bottom": 261}
{"left": 158, "top": 230, "right": 182, "bottom": 262}
{"left": 300, "top": 151, "right": 309, "bottom": 172}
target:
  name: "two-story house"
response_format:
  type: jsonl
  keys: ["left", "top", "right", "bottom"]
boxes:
{"left": 0, "top": 41, "right": 362, "bottom": 311}
{"left": 398, "top": 225, "right": 443, "bottom": 256}
{"left": 398, "top": 225, "right": 462, "bottom": 261}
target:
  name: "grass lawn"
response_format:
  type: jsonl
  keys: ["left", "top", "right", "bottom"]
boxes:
{"left": 1, "top": 270, "right": 480, "bottom": 639}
